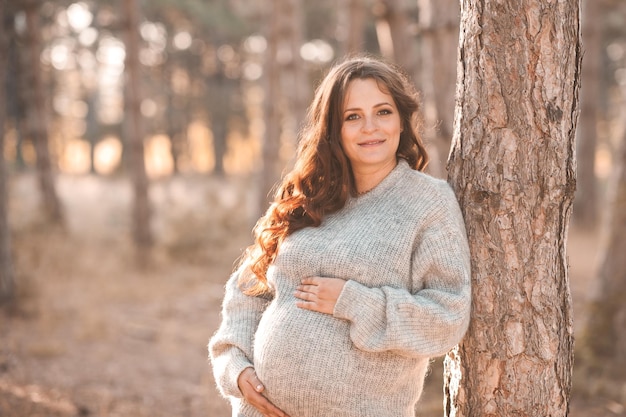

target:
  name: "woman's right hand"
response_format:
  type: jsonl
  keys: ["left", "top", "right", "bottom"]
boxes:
{"left": 237, "top": 367, "right": 291, "bottom": 417}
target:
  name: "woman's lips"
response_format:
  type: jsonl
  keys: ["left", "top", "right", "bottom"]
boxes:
{"left": 358, "top": 139, "right": 385, "bottom": 146}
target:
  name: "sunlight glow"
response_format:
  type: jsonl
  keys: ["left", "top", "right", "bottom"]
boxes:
{"left": 244, "top": 35, "right": 267, "bottom": 54}
{"left": 51, "top": 42, "right": 75, "bottom": 71}
{"left": 97, "top": 37, "right": 126, "bottom": 67}
{"left": 300, "top": 39, "right": 334, "bottom": 63}
{"left": 607, "top": 42, "right": 624, "bottom": 62}
{"left": 140, "top": 21, "right": 167, "bottom": 50}
{"left": 595, "top": 146, "right": 613, "bottom": 180}
{"left": 188, "top": 121, "right": 214, "bottom": 173}
{"left": 94, "top": 136, "right": 122, "bottom": 175}
{"left": 97, "top": 36, "right": 125, "bottom": 125}
{"left": 79, "top": 27, "right": 98, "bottom": 47}
{"left": 243, "top": 62, "right": 262, "bottom": 81}
{"left": 67, "top": 3, "right": 93, "bottom": 32}
{"left": 145, "top": 135, "right": 174, "bottom": 178}
{"left": 141, "top": 99, "right": 158, "bottom": 118}
{"left": 60, "top": 139, "right": 91, "bottom": 174}
{"left": 173, "top": 31, "right": 192, "bottom": 50}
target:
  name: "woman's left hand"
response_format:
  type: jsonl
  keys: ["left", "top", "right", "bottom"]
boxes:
{"left": 294, "top": 276, "right": 346, "bottom": 315}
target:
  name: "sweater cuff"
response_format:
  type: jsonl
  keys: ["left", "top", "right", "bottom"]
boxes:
{"left": 215, "top": 349, "right": 254, "bottom": 399}
{"left": 333, "top": 279, "right": 367, "bottom": 321}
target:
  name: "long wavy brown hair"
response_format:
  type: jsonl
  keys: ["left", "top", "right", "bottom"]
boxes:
{"left": 239, "top": 55, "right": 429, "bottom": 295}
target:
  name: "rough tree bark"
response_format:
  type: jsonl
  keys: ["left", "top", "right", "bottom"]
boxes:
{"left": 123, "top": 0, "right": 153, "bottom": 250}
{"left": 444, "top": 1, "right": 581, "bottom": 416}
{"left": 23, "top": 0, "right": 64, "bottom": 224}
{"left": 417, "top": 0, "right": 459, "bottom": 178}
{"left": 573, "top": 0, "right": 602, "bottom": 229}
{"left": 0, "top": 0, "right": 16, "bottom": 304}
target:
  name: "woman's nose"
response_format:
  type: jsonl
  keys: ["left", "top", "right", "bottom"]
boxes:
{"left": 361, "top": 115, "right": 377, "bottom": 132}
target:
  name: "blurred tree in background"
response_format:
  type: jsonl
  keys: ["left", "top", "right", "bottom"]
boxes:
{"left": 579, "top": 0, "right": 626, "bottom": 388}
{"left": 417, "top": 0, "right": 458, "bottom": 177}
{"left": 0, "top": 0, "right": 16, "bottom": 302}
{"left": 123, "top": 0, "right": 152, "bottom": 251}
{"left": 18, "top": 0, "right": 65, "bottom": 225}
{"left": 575, "top": 0, "right": 602, "bottom": 230}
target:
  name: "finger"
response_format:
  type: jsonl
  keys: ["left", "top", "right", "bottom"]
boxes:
{"left": 246, "top": 390, "right": 272, "bottom": 413}
{"left": 297, "top": 284, "right": 317, "bottom": 293}
{"left": 294, "top": 289, "right": 316, "bottom": 301}
{"left": 240, "top": 368, "right": 264, "bottom": 392}
{"left": 257, "top": 397, "right": 285, "bottom": 416}
{"left": 295, "top": 300, "right": 315, "bottom": 310}
{"left": 300, "top": 277, "right": 318, "bottom": 286}
{"left": 247, "top": 388, "right": 291, "bottom": 417}
{"left": 246, "top": 371, "right": 264, "bottom": 392}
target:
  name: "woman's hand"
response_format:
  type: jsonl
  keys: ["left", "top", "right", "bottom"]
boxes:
{"left": 238, "top": 367, "right": 290, "bottom": 417}
{"left": 294, "top": 276, "right": 346, "bottom": 315}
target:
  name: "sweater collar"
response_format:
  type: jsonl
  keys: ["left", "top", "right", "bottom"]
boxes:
{"left": 351, "top": 158, "right": 410, "bottom": 202}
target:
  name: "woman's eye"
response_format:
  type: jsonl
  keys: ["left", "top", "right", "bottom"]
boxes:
{"left": 345, "top": 114, "right": 359, "bottom": 121}
{"left": 378, "top": 109, "right": 392, "bottom": 115}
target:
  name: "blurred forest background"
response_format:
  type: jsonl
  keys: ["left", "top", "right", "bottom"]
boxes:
{"left": 0, "top": 0, "right": 625, "bottom": 416}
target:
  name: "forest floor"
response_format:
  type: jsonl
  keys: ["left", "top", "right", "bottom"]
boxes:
{"left": 0, "top": 172, "right": 625, "bottom": 417}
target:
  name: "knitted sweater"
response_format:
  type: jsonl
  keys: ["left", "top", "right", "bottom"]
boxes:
{"left": 209, "top": 160, "right": 471, "bottom": 417}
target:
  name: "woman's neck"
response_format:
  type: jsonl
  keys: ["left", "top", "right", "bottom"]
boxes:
{"left": 353, "top": 159, "right": 398, "bottom": 195}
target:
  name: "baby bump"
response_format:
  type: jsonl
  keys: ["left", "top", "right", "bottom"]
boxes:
{"left": 252, "top": 302, "right": 353, "bottom": 408}
{"left": 252, "top": 302, "right": 418, "bottom": 414}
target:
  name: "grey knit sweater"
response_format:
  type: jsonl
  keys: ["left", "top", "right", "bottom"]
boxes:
{"left": 209, "top": 160, "right": 471, "bottom": 417}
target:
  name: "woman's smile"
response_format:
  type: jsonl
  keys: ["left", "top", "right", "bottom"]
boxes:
{"left": 358, "top": 139, "right": 386, "bottom": 146}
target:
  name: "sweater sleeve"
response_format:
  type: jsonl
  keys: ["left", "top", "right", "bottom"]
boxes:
{"left": 333, "top": 189, "right": 471, "bottom": 358}
{"left": 208, "top": 263, "right": 272, "bottom": 398}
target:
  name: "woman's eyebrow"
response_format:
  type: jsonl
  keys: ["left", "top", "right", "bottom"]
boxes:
{"left": 343, "top": 102, "right": 393, "bottom": 113}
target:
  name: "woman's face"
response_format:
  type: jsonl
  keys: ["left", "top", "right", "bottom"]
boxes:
{"left": 340, "top": 78, "right": 401, "bottom": 174}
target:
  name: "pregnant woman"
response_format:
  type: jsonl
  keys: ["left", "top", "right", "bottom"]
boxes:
{"left": 209, "top": 55, "right": 472, "bottom": 417}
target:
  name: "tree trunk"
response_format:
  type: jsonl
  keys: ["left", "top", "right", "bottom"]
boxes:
{"left": 0, "top": 0, "right": 16, "bottom": 304}
{"left": 417, "top": 0, "right": 459, "bottom": 178}
{"left": 373, "top": 0, "right": 418, "bottom": 81}
{"left": 164, "top": 64, "right": 185, "bottom": 175}
{"left": 85, "top": 92, "right": 99, "bottom": 174}
{"left": 338, "top": 0, "right": 366, "bottom": 56}
{"left": 23, "top": 0, "right": 64, "bottom": 224}
{"left": 279, "top": 0, "right": 309, "bottom": 149}
{"left": 209, "top": 69, "right": 229, "bottom": 177}
{"left": 573, "top": 0, "right": 602, "bottom": 229}
{"left": 583, "top": 100, "right": 626, "bottom": 375}
{"left": 123, "top": 0, "right": 153, "bottom": 250}
{"left": 445, "top": 1, "right": 581, "bottom": 416}
{"left": 258, "top": 0, "right": 283, "bottom": 214}
{"left": 6, "top": 23, "right": 26, "bottom": 171}
{"left": 256, "top": 0, "right": 307, "bottom": 214}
